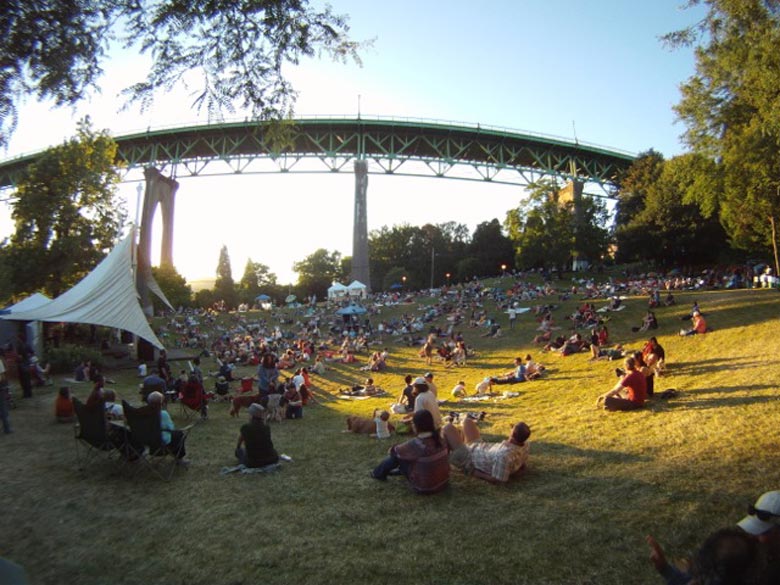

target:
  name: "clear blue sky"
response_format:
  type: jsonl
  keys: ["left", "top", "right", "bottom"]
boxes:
{"left": 1, "top": 0, "right": 705, "bottom": 285}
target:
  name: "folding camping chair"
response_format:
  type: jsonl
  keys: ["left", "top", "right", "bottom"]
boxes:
{"left": 73, "top": 397, "right": 121, "bottom": 472}
{"left": 122, "top": 400, "right": 194, "bottom": 481}
{"left": 179, "top": 379, "right": 208, "bottom": 420}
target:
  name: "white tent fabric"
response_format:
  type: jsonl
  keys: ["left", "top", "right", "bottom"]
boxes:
{"left": 327, "top": 282, "right": 348, "bottom": 300}
{"left": 4, "top": 292, "right": 51, "bottom": 312}
{"left": 346, "top": 280, "right": 367, "bottom": 298}
{"left": 0, "top": 235, "right": 165, "bottom": 349}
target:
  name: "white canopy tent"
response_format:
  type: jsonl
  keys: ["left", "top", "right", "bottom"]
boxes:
{"left": 346, "top": 280, "right": 367, "bottom": 299}
{"left": 0, "top": 234, "right": 170, "bottom": 349}
{"left": 327, "top": 282, "right": 348, "bottom": 300}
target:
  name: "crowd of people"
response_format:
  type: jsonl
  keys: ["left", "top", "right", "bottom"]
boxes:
{"left": 7, "top": 265, "right": 771, "bottom": 585}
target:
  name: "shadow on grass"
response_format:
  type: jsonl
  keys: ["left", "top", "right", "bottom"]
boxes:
{"left": 650, "top": 384, "right": 777, "bottom": 411}
{"left": 670, "top": 358, "right": 764, "bottom": 376}
{"left": 532, "top": 440, "right": 653, "bottom": 465}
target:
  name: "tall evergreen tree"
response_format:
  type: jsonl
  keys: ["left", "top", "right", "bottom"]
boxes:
{"left": 214, "top": 245, "right": 238, "bottom": 308}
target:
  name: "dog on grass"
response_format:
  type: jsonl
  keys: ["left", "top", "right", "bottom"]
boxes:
{"left": 265, "top": 393, "right": 284, "bottom": 423}
{"left": 345, "top": 409, "right": 394, "bottom": 437}
{"left": 230, "top": 394, "right": 263, "bottom": 417}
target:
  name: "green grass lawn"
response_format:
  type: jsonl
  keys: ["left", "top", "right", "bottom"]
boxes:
{"left": 2, "top": 285, "right": 780, "bottom": 585}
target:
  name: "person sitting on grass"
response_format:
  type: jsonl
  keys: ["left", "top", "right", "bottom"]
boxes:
{"left": 595, "top": 356, "right": 647, "bottom": 411}
{"left": 642, "top": 337, "right": 666, "bottom": 377}
{"left": 523, "top": 354, "right": 545, "bottom": 379}
{"left": 648, "top": 490, "right": 780, "bottom": 585}
{"left": 589, "top": 343, "right": 625, "bottom": 362}
{"left": 450, "top": 380, "right": 467, "bottom": 398}
{"left": 235, "top": 403, "right": 279, "bottom": 468}
{"left": 146, "top": 391, "right": 190, "bottom": 465}
{"left": 680, "top": 310, "right": 708, "bottom": 336}
{"left": 490, "top": 357, "right": 527, "bottom": 385}
{"left": 405, "top": 377, "right": 442, "bottom": 429}
{"left": 283, "top": 383, "right": 303, "bottom": 419}
{"left": 370, "top": 409, "right": 450, "bottom": 495}
{"left": 442, "top": 418, "right": 531, "bottom": 484}
{"left": 649, "top": 528, "right": 765, "bottom": 585}
{"left": 55, "top": 386, "right": 75, "bottom": 423}
{"left": 392, "top": 375, "right": 416, "bottom": 414}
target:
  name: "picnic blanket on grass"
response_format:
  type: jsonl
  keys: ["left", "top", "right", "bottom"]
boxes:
{"left": 220, "top": 454, "right": 292, "bottom": 475}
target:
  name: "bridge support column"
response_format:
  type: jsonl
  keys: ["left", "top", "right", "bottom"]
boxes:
{"left": 351, "top": 160, "right": 371, "bottom": 292}
{"left": 137, "top": 167, "right": 179, "bottom": 318}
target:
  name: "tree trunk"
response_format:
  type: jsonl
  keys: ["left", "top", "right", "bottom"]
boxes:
{"left": 771, "top": 215, "right": 780, "bottom": 281}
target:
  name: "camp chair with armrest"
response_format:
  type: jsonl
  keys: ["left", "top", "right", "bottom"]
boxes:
{"left": 121, "top": 400, "right": 195, "bottom": 481}
{"left": 179, "top": 380, "right": 208, "bottom": 421}
{"left": 73, "top": 397, "right": 121, "bottom": 472}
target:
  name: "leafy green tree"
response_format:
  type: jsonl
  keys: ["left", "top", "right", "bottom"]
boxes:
{"left": 3, "top": 118, "right": 124, "bottom": 296}
{"left": 468, "top": 219, "right": 515, "bottom": 276}
{"left": 614, "top": 151, "right": 665, "bottom": 263}
{"left": 293, "top": 248, "right": 342, "bottom": 299}
{"left": 382, "top": 266, "right": 408, "bottom": 291}
{"left": 505, "top": 181, "right": 575, "bottom": 271}
{"left": 0, "top": 0, "right": 364, "bottom": 147}
{"left": 214, "top": 245, "right": 238, "bottom": 308}
{"left": 151, "top": 264, "right": 192, "bottom": 310}
{"left": 194, "top": 288, "right": 215, "bottom": 310}
{"left": 665, "top": 0, "right": 780, "bottom": 273}
{"left": 237, "top": 258, "right": 277, "bottom": 304}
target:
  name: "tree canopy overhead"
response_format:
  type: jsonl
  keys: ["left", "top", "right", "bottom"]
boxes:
{"left": 1, "top": 118, "right": 124, "bottom": 298}
{"left": 665, "top": 0, "right": 780, "bottom": 273}
{"left": 0, "top": 0, "right": 364, "bottom": 147}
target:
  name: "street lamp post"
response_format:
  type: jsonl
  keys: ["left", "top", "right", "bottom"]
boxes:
{"left": 446, "top": 272, "right": 451, "bottom": 286}
{"left": 501, "top": 264, "right": 507, "bottom": 277}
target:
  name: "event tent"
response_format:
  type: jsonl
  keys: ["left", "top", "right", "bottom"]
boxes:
{"left": 327, "top": 282, "right": 348, "bottom": 300}
{"left": 0, "top": 234, "right": 169, "bottom": 349}
{"left": 346, "top": 280, "right": 367, "bottom": 299}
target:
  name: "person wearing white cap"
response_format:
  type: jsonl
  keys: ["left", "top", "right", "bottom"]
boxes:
{"left": 738, "top": 491, "right": 780, "bottom": 541}
{"left": 647, "top": 491, "right": 780, "bottom": 584}
{"left": 407, "top": 377, "right": 442, "bottom": 429}
{"left": 679, "top": 310, "right": 707, "bottom": 336}
{"left": 235, "top": 403, "right": 279, "bottom": 468}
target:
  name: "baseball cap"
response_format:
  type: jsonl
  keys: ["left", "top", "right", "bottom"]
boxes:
{"left": 248, "top": 403, "right": 266, "bottom": 418}
{"left": 413, "top": 377, "right": 428, "bottom": 387}
{"left": 738, "top": 491, "right": 780, "bottom": 535}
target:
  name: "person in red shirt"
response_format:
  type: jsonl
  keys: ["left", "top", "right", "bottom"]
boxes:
{"left": 595, "top": 357, "right": 647, "bottom": 411}
{"left": 680, "top": 310, "right": 708, "bottom": 336}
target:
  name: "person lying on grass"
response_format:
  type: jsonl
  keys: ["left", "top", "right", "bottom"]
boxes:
{"left": 442, "top": 418, "right": 531, "bottom": 484}
{"left": 490, "top": 357, "right": 527, "bottom": 385}
{"left": 340, "top": 377, "right": 382, "bottom": 396}
{"left": 595, "top": 356, "right": 647, "bottom": 411}
{"left": 370, "top": 409, "right": 450, "bottom": 495}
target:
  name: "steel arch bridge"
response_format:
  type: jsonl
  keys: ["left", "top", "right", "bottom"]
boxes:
{"left": 0, "top": 116, "right": 635, "bottom": 289}
{"left": 0, "top": 116, "right": 634, "bottom": 193}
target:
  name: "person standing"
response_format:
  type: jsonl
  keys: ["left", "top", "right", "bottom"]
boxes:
{"left": 15, "top": 334, "right": 33, "bottom": 399}
{"left": 508, "top": 307, "right": 517, "bottom": 330}
{"left": 0, "top": 348, "right": 12, "bottom": 434}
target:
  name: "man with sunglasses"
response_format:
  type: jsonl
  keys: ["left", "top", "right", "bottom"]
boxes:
{"left": 647, "top": 490, "right": 780, "bottom": 584}
{"left": 739, "top": 491, "right": 780, "bottom": 543}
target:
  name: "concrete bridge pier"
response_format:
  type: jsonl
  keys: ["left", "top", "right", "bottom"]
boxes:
{"left": 351, "top": 160, "right": 371, "bottom": 291}
{"left": 137, "top": 167, "right": 179, "bottom": 317}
